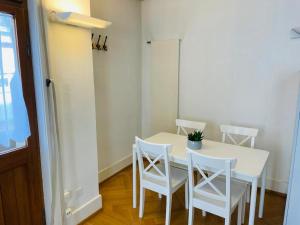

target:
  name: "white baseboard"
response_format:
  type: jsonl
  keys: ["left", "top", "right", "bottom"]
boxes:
{"left": 66, "top": 194, "right": 102, "bottom": 225}
{"left": 266, "top": 178, "right": 288, "bottom": 194}
{"left": 98, "top": 154, "right": 132, "bottom": 183}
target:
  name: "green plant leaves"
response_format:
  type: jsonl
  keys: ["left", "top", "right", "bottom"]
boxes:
{"left": 188, "top": 130, "right": 204, "bottom": 142}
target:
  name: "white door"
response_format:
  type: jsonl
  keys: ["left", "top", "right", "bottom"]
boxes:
{"left": 142, "top": 39, "right": 180, "bottom": 137}
{"left": 285, "top": 92, "right": 300, "bottom": 225}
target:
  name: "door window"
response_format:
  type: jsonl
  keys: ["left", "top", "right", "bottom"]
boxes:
{"left": 0, "top": 12, "right": 30, "bottom": 154}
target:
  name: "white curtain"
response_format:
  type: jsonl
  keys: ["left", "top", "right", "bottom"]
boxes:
{"left": 0, "top": 13, "right": 30, "bottom": 148}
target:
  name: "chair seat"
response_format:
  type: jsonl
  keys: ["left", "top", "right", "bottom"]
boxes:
{"left": 215, "top": 174, "right": 250, "bottom": 186}
{"left": 194, "top": 177, "right": 247, "bottom": 209}
{"left": 144, "top": 163, "right": 188, "bottom": 190}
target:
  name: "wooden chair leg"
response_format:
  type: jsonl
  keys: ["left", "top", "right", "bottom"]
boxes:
{"left": 139, "top": 187, "right": 145, "bottom": 218}
{"left": 185, "top": 181, "right": 189, "bottom": 209}
{"left": 188, "top": 203, "right": 194, "bottom": 225}
{"left": 242, "top": 193, "right": 246, "bottom": 224}
{"left": 225, "top": 217, "right": 231, "bottom": 225}
{"left": 247, "top": 185, "right": 251, "bottom": 203}
{"left": 237, "top": 199, "right": 243, "bottom": 225}
{"left": 165, "top": 194, "right": 172, "bottom": 225}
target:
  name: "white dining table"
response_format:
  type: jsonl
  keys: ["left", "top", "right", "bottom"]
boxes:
{"left": 132, "top": 132, "right": 269, "bottom": 225}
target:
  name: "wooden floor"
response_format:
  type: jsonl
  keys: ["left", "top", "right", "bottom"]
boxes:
{"left": 81, "top": 166, "right": 286, "bottom": 225}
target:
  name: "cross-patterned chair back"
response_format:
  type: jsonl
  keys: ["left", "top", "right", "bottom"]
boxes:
{"left": 220, "top": 125, "right": 258, "bottom": 148}
{"left": 135, "top": 137, "right": 172, "bottom": 189}
{"left": 176, "top": 119, "right": 206, "bottom": 136}
{"left": 187, "top": 149, "right": 237, "bottom": 215}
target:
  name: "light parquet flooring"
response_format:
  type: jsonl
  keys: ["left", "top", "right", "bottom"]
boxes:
{"left": 81, "top": 166, "right": 286, "bottom": 225}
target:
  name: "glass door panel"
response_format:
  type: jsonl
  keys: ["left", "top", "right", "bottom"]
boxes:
{"left": 0, "top": 12, "right": 30, "bottom": 155}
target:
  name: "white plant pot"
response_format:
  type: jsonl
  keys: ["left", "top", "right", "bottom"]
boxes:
{"left": 187, "top": 140, "right": 202, "bottom": 150}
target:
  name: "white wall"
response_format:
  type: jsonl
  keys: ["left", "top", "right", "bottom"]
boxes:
{"left": 142, "top": 0, "right": 300, "bottom": 193}
{"left": 91, "top": 0, "right": 141, "bottom": 181}
{"left": 42, "top": 0, "right": 101, "bottom": 224}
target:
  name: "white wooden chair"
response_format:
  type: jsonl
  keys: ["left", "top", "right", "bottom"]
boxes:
{"left": 220, "top": 125, "right": 258, "bottom": 148}
{"left": 187, "top": 149, "right": 247, "bottom": 225}
{"left": 135, "top": 137, "right": 188, "bottom": 225}
{"left": 220, "top": 124, "right": 259, "bottom": 204}
{"left": 173, "top": 118, "right": 206, "bottom": 172}
{"left": 176, "top": 119, "right": 206, "bottom": 135}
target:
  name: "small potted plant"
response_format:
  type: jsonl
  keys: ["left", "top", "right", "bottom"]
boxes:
{"left": 187, "top": 130, "right": 204, "bottom": 150}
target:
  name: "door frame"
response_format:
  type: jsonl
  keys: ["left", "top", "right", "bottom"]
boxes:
{"left": 284, "top": 85, "right": 300, "bottom": 225}
{"left": 0, "top": 0, "right": 45, "bottom": 224}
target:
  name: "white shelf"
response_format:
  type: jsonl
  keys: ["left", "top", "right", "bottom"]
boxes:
{"left": 49, "top": 11, "right": 112, "bottom": 29}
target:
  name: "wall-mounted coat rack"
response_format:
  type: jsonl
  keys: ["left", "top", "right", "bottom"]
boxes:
{"left": 92, "top": 33, "right": 109, "bottom": 51}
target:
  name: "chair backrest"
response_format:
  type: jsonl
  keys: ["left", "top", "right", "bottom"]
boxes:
{"left": 135, "top": 136, "right": 172, "bottom": 189}
{"left": 220, "top": 124, "right": 258, "bottom": 148}
{"left": 187, "top": 149, "right": 237, "bottom": 215}
{"left": 176, "top": 119, "right": 206, "bottom": 136}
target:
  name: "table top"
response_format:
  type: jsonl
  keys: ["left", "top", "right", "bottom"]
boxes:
{"left": 145, "top": 132, "right": 269, "bottom": 182}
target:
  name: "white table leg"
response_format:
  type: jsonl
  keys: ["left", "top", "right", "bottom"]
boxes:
{"left": 132, "top": 146, "right": 137, "bottom": 208}
{"left": 248, "top": 178, "right": 258, "bottom": 225}
{"left": 259, "top": 166, "right": 267, "bottom": 218}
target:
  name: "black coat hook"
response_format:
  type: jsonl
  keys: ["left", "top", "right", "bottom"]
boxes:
{"left": 103, "top": 36, "right": 108, "bottom": 51}
{"left": 96, "top": 35, "right": 102, "bottom": 50}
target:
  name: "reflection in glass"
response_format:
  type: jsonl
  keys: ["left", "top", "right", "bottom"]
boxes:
{"left": 0, "top": 13, "right": 30, "bottom": 154}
